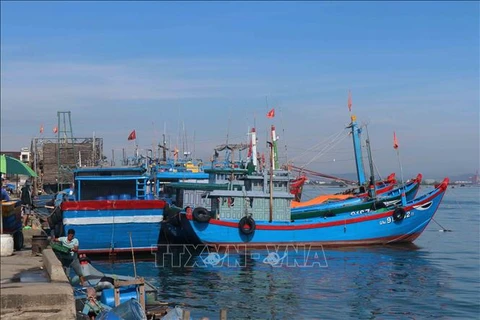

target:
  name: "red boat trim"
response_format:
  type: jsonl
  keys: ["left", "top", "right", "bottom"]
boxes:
{"left": 62, "top": 200, "right": 166, "bottom": 211}
{"left": 375, "top": 184, "right": 395, "bottom": 194}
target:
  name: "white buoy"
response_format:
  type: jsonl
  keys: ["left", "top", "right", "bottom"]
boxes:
{"left": 0, "top": 234, "right": 14, "bottom": 257}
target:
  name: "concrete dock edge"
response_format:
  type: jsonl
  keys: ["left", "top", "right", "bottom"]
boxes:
{"left": 1, "top": 244, "right": 76, "bottom": 319}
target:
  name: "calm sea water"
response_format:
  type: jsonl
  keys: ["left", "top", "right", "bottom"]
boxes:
{"left": 93, "top": 186, "right": 480, "bottom": 319}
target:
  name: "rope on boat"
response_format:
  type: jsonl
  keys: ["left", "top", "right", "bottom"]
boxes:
{"left": 431, "top": 218, "right": 452, "bottom": 232}
{"left": 289, "top": 128, "right": 349, "bottom": 165}
{"left": 372, "top": 159, "right": 384, "bottom": 182}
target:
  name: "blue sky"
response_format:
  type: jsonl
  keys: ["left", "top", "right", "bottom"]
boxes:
{"left": 1, "top": 2, "right": 478, "bottom": 179}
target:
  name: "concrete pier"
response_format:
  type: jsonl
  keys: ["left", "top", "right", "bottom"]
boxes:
{"left": 0, "top": 230, "right": 76, "bottom": 320}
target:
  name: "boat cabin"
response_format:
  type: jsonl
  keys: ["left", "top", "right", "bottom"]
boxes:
{"left": 164, "top": 167, "right": 246, "bottom": 209}
{"left": 168, "top": 168, "right": 294, "bottom": 222}
{"left": 73, "top": 167, "right": 151, "bottom": 201}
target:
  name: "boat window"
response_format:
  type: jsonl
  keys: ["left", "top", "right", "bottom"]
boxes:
{"left": 78, "top": 179, "right": 136, "bottom": 200}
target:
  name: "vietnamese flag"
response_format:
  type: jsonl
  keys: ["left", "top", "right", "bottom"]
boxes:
{"left": 128, "top": 130, "right": 136, "bottom": 140}
{"left": 267, "top": 108, "right": 275, "bottom": 118}
{"left": 53, "top": 126, "right": 58, "bottom": 134}
{"left": 393, "top": 132, "right": 399, "bottom": 149}
{"left": 40, "top": 125, "right": 44, "bottom": 134}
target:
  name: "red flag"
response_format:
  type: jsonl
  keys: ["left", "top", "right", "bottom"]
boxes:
{"left": 53, "top": 126, "right": 58, "bottom": 134}
{"left": 173, "top": 147, "right": 179, "bottom": 161}
{"left": 40, "top": 125, "right": 44, "bottom": 134}
{"left": 348, "top": 90, "right": 352, "bottom": 112}
{"left": 393, "top": 132, "right": 399, "bottom": 149}
{"left": 128, "top": 130, "right": 136, "bottom": 140}
{"left": 267, "top": 108, "right": 275, "bottom": 118}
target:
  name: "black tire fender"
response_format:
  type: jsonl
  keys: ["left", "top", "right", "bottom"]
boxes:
{"left": 238, "top": 216, "right": 256, "bottom": 235}
{"left": 192, "top": 207, "right": 211, "bottom": 223}
{"left": 392, "top": 208, "right": 406, "bottom": 222}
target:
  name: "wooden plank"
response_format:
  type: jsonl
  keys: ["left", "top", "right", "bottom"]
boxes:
{"left": 182, "top": 309, "right": 190, "bottom": 320}
{"left": 114, "top": 277, "right": 145, "bottom": 287}
{"left": 114, "top": 288, "right": 120, "bottom": 307}
{"left": 220, "top": 309, "right": 227, "bottom": 320}
{"left": 138, "top": 283, "right": 146, "bottom": 311}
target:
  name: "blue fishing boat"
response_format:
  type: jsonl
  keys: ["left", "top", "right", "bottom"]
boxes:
{"left": 53, "top": 166, "right": 167, "bottom": 254}
{"left": 176, "top": 167, "right": 448, "bottom": 247}
{"left": 290, "top": 173, "right": 423, "bottom": 219}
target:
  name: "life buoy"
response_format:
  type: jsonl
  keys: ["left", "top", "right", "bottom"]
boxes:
{"left": 238, "top": 216, "right": 256, "bottom": 235}
{"left": 370, "top": 201, "right": 387, "bottom": 211}
{"left": 192, "top": 207, "right": 211, "bottom": 223}
{"left": 392, "top": 208, "right": 406, "bottom": 222}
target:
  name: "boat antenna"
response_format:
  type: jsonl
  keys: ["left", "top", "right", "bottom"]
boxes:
{"left": 265, "top": 96, "right": 269, "bottom": 153}
{"left": 129, "top": 232, "right": 137, "bottom": 278}
{"left": 393, "top": 132, "right": 406, "bottom": 206}
{"left": 226, "top": 107, "right": 231, "bottom": 145}
{"left": 267, "top": 140, "right": 274, "bottom": 223}
{"left": 279, "top": 106, "right": 289, "bottom": 166}
{"left": 193, "top": 129, "right": 196, "bottom": 159}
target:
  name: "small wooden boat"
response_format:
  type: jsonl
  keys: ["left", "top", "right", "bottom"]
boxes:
{"left": 72, "top": 255, "right": 156, "bottom": 319}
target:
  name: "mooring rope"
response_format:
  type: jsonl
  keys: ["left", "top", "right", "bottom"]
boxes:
{"left": 431, "top": 217, "right": 452, "bottom": 232}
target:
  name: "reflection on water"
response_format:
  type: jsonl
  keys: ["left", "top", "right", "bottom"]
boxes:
{"left": 93, "top": 244, "right": 449, "bottom": 319}
{"left": 92, "top": 187, "right": 480, "bottom": 319}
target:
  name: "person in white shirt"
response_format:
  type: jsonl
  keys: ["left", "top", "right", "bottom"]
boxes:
{"left": 53, "top": 228, "right": 85, "bottom": 285}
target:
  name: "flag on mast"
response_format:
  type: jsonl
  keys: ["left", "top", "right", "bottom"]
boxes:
{"left": 128, "top": 130, "right": 136, "bottom": 141}
{"left": 267, "top": 108, "right": 275, "bottom": 118}
{"left": 40, "top": 125, "right": 44, "bottom": 134}
{"left": 348, "top": 90, "right": 352, "bottom": 112}
{"left": 53, "top": 126, "right": 58, "bottom": 134}
{"left": 393, "top": 132, "right": 399, "bottom": 149}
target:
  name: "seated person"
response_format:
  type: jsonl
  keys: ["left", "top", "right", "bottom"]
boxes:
{"left": 1, "top": 187, "right": 10, "bottom": 201}
{"left": 1, "top": 183, "right": 10, "bottom": 201}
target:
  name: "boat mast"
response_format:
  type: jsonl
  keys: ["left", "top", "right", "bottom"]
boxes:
{"left": 251, "top": 128, "right": 258, "bottom": 168}
{"left": 271, "top": 125, "right": 279, "bottom": 170}
{"left": 364, "top": 125, "right": 376, "bottom": 199}
{"left": 268, "top": 140, "right": 274, "bottom": 223}
{"left": 346, "top": 91, "right": 367, "bottom": 187}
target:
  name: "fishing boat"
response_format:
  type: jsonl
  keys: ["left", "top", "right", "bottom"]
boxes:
{"left": 290, "top": 173, "right": 422, "bottom": 219}
{"left": 288, "top": 99, "right": 408, "bottom": 205}
{"left": 50, "top": 165, "right": 167, "bottom": 254}
{"left": 173, "top": 166, "right": 448, "bottom": 247}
